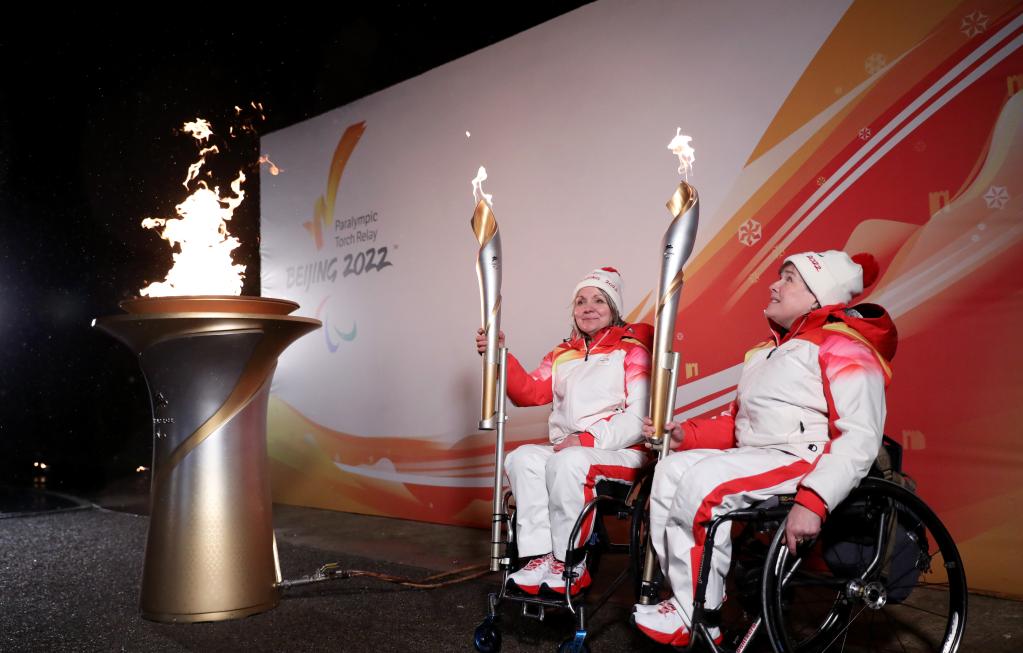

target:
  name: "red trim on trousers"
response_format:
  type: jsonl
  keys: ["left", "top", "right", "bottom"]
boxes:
{"left": 688, "top": 458, "right": 811, "bottom": 596}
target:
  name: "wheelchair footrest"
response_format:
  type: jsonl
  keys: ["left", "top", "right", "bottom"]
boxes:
{"left": 521, "top": 601, "right": 545, "bottom": 621}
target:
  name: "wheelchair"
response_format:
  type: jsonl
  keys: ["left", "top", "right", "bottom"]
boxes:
{"left": 660, "top": 437, "right": 968, "bottom": 653}
{"left": 476, "top": 437, "right": 967, "bottom": 653}
{"left": 473, "top": 467, "right": 654, "bottom": 653}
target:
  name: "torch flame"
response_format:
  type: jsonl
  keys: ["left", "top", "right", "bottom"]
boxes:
{"left": 139, "top": 119, "right": 247, "bottom": 297}
{"left": 182, "top": 118, "right": 213, "bottom": 142}
{"left": 184, "top": 145, "right": 219, "bottom": 187}
{"left": 667, "top": 128, "right": 695, "bottom": 180}
{"left": 472, "top": 165, "right": 493, "bottom": 208}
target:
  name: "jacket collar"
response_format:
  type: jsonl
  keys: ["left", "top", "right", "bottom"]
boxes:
{"left": 564, "top": 322, "right": 654, "bottom": 351}
{"left": 768, "top": 303, "right": 898, "bottom": 362}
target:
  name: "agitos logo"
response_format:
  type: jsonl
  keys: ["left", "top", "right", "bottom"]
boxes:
{"left": 315, "top": 295, "right": 357, "bottom": 353}
{"left": 302, "top": 121, "right": 367, "bottom": 250}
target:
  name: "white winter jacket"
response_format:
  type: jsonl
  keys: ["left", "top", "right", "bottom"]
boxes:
{"left": 505, "top": 323, "right": 653, "bottom": 451}
{"left": 674, "top": 304, "right": 897, "bottom": 517}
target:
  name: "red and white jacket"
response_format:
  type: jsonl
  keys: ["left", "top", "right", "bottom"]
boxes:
{"left": 505, "top": 323, "right": 653, "bottom": 450}
{"left": 674, "top": 304, "right": 898, "bottom": 518}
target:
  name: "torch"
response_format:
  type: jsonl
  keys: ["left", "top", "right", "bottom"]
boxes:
{"left": 469, "top": 166, "right": 510, "bottom": 572}
{"left": 93, "top": 119, "right": 322, "bottom": 622}
{"left": 471, "top": 167, "right": 502, "bottom": 431}
{"left": 638, "top": 130, "right": 700, "bottom": 604}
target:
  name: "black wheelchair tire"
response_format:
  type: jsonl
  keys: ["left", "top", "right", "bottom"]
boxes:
{"left": 629, "top": 476, "right": 651, "bottom": 603}
{"left": 473, "top": 616, "right": 501, "bottom": 653}
{"left": 761, "top": 478, "right": 968, "bottom": 653}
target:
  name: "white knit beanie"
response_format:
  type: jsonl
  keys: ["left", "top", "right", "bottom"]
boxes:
{"left": 573, "top": 267, "right": 624, "bottom": 315}
{"left": 784, "top": 251, "right": 879, "bottom": 307}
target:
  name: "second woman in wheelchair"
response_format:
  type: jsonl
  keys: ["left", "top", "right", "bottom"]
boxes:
{"left": 634, "top": 250, "right": 897, "bottom": 647}
{"left": 475, "top": 267, "right": 653, "bottom": 597}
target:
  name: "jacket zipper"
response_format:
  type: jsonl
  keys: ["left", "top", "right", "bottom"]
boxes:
{"left": 583, "top": 329, "right": 610, "bottom": 361}
{"left": 768, "top": 314, "right": 810, "bottom": 359}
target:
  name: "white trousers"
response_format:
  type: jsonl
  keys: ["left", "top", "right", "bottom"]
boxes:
{"left": 505, "top": 444, "right": 647, "bottom": 559}
{"left": 649, "top": 447, "right": 811, "bottom": 624}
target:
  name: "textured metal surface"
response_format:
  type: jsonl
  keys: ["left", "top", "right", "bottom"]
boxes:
{"left": 471, "top": 199, "right": 502, "bottom": 430}
{"left": 641, "top": 183, "right": 700, "bottom": 603}
{"left": 648, "top": 181, "right": 699, "bottom": 446}
{"left": 142, "top": 380, "right": 277, "bottom": 622}
{"left": 94, "top": 297, "right": 320, "bottom": 622}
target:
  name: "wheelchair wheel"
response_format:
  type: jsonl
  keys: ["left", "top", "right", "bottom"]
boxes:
{"left": 628, "top": 477, "right": 650, "bottom": 602}
{"left": 761, "top": 478, "right": 967, "bottom": 652}
{"left": 473, "top": 616, "right": 501, "bottom": 653}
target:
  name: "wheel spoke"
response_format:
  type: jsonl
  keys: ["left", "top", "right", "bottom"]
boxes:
{"left": 818, "top": 604, "right": 865, "bottom": 651}
{"left": 764, "top": 481, "right": 966, "bottom": 653}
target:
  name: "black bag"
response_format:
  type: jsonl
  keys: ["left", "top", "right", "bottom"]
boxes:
{"left": 821, "top": 437, "right": 925, "bottom": 604}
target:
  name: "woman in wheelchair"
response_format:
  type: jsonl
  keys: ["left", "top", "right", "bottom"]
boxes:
{"left": 635, "top": 250, "right": 897, "bottom": 647}
{"left": 475, "top": 267, "right": 653, "bottom": 597}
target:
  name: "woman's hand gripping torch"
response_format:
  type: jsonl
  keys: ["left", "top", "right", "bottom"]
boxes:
{"left": 470, "top": 167, "right": 509, "bottom": 572}
{"left": 639, "top": 140, "right": 700, "bottom": 603}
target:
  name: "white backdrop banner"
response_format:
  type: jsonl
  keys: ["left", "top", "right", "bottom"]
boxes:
{"left": 260, "top": 0, "right": 1023, "bottom": 597}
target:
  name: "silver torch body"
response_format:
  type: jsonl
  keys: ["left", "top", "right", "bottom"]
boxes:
{"left": 647, "top": 181, "right": 699, "bottom": 448}
{"left": 640, "top": 181, "right": 700, "bottom": 603}
{"left": 472, "top": 199, "right": 502, "bottom": 431}
{"left": 471, "top": 198, "right": 509, "bottom": 572}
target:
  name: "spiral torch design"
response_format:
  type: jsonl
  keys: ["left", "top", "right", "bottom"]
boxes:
{"left": 470, "top": 198, "right": 510, "bottom": 572}
{"left": 471, "top": 199, "right": 502, "bottom": 431}
{"left": 640, "top": 181, "right": 699, "bottom": 604}
{"left": 647, "top": 181, "right": 699, "bottom": 447}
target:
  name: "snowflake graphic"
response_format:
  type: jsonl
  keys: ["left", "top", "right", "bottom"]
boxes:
{"left": 859, "top": 127, "right": 872, "bottom": 141}
{"left": 961, "top": 11, "right": 989, "bottom": 37}
{"left": 738, "top": 219, "right": 762, "bottom": 247}
{"left": 816, "top": 176, "right": 827, "bottom": 187}
{"left": 864, "top": 53, "right": 886, "bottom": 75}
{"left": 913, "top": 140, "right": 927, "bottom": 152}
{"left": 984, "top": 185, "right": 1009, "bottom": 209}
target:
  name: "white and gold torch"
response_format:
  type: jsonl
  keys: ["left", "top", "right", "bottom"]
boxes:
{"left": 639, "top": 130, "right": 700, "bottom": 603}
{"left": 470, "top": 166, "right": 509, "bottom": 572}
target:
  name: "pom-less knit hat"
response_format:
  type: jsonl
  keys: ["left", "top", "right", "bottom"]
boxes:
{"left": 573, "top": 267, "right": 624, "bottom": 315}
{"left": 784, "top": 251, "right": 879, "bottom": 307}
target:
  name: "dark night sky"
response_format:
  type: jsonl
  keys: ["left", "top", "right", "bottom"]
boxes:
{"left": 0, "top": 5, "right": 588, "bottom": 490}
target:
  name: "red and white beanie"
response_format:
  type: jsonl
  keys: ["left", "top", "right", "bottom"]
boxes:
{"left": 574, "top": 267, "right": 624, "bottom": 315}
{"left": 784, "top": 251, "right": 879, "bottom": 307}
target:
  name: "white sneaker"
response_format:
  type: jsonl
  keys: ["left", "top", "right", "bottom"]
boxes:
{"left": 633, "top": 598, "right": 722, "bottom": 647}
{"left": 633, "top": 600, "right": 662, "bottom": 614}
{"left": 506, "top": 553, "right": 553, "bottom": 595}
{"left": 633, "top": 599, "right": 691, "bottom": 646}
{"left": 541, "top": 557, "right": 591, "bottom": 596}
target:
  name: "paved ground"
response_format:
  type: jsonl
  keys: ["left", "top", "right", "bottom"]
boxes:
{"left": 1, "top": 486, "right": 1020, "bottom": 652}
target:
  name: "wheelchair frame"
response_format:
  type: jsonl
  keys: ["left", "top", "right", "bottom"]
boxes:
{"left": 474, "top": 473, "right": 652, "bottom": 653}
{"left": 470, "top": 343, "right": 965, "bottom": 653}
{"left": 674, "top": 475, "right": 968, "bottom": 653}
{"left": 477, "top": 453, "right": 967, "bottom": 653}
